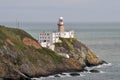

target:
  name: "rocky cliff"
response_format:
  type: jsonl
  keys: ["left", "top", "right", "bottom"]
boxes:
{"left": 54, "top": 38, "right": 106, "bottom": 67}
{"left": 0, "top": 25, "right": 106, "bottom": 80}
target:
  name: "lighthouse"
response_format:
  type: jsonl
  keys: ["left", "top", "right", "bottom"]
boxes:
{"left": 39, "top": 17, "right": 74, "bottom": 50}
{"left": 58, "top": 17, "right": 64, "bottom": 32}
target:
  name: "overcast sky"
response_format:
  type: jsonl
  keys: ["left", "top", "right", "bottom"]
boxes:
{"left": 0, "top": 0, "right": 120, "bottom": 23}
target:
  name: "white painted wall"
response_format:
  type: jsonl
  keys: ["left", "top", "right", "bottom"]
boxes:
{"left": 38, "top": 31, "right": 74, "bottom": 48}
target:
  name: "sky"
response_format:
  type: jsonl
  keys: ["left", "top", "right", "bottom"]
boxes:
{"left": 0, "top": 0, "right": 120, "bottom": 23}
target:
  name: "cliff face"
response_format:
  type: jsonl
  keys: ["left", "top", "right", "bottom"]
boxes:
{"left": 0, "top": 26, "right": 106, "bottom": 80}
{"left": 54, "top": 38, "right": 106, "bottom": 67}
{"left": 0, "top": 26, "right": 64, "bottom": 79}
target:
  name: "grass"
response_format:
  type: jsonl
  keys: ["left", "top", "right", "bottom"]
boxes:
{"left": 38, "top": 48, "right": 63, "bottom": 64}
{"left": 0, "top": 25, "right": 35, "bottom": 40}
{"left": 16, "top": 56, "right": 22, "bottom": 65}
{"left": 0, "top": 25, "right": 64, "bottom": 64}
{"left": 0, "top": 31, "right": 6, "bottom": 40}
{"left": 0, "top": 39, "right": 4, "bottom": 45}
{"left": 0, "top": 25, "right": 35, "bottom": 49}
{"left": 27, "top": 55, "right": 37, "bottom": 64}
{"left": 9, "top": 28, "right": 36, "bottom": 41}
{"left": 55, "top": 38, "right": 77, "bottom": 51}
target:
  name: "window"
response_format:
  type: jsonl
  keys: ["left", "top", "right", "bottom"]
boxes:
{"left": 47, "top": 33, "right": 49, "bottom": 35}
{"left": 44, "top": 40, "right": 46, "bottom": 42}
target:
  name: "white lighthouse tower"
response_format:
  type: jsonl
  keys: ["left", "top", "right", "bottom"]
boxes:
{"left": 58, "top": 17, "right": 64, "bottom": 32}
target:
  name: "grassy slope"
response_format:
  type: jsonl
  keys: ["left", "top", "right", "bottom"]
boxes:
{"left": 0, "top": 25, "right": 63, "bottom": 66}
{"left": 55, "top": 37, "right": 79, "bottom": 51}
{"left": 0, "top": 25, "right": 35, "bottom": 47}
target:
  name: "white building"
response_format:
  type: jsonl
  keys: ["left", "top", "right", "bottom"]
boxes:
{"left": 38, "top": 17, "right": 74, "bottom": 50}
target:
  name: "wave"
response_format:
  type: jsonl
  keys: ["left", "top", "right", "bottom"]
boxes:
{"left": 61, "top": 72, "right": 71, "bottom": 77}
{"left": 96, "top": 63, "right": 112, "bottom": 68}
{"left": 99, "top": 70, "right": 105, "bottom": 73}
{"left": 31, "top": 73, "right": 85, "bottom": 80}
{"left": 82, "top": 63, "right": 112, "bottom": 75}
{"left": 31, "top": 63, "right": 111, "bottom": 80}
{"left": 36, "top": 72, "right": 85, "bottom": 80}
{"left": 85, "top": 63, "right": 112, "bottom": 70}
{"left": 82, "top": 70, "right": 105, "bottom": 74}
{"left": 31, "top": 77, "right": 44, "bottom": 80}
{"left": 31, "top": 70, "right": 105, "bottom": 80}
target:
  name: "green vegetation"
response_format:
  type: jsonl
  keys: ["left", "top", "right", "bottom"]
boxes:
{"left": 38, "top": 48, "right": 63, "bottom": 64}
{"left": 0, "top": 25, "right": 35, "bottom": 40}
{"left": 0, "top": 25, "right": 105, "bottom": 79}
{"left": 26, "top": 54, "right": 38, "bottom": 64}
{"left": 0, "top": 39, "right": 4, "bottom": 45}
{"left": 16, "top": 56, "right": 22, "bottom": 65}
{"left": 0, "top": 25, "right": 35, "bottom": 49}
{"left": 0, "top": 31, "right": 6, "bottom": 40}
{"left": 55, "top": 37, "right": 77, "bottom": 51}
{"left": 0, "top": 25, "right": 63, "bottom": 64}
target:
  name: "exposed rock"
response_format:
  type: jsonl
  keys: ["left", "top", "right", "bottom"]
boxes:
{"left": 0, "top": 25, "right": 107, "bottom": 79}
{"left": 90, "top": 69, "right": 100, "bottom": 73}
{"left": 6, "top": 38, "right": 14, "bottom": 46}
{"left": 23, "top": 37, "right": 41, "bottom": 49}
{"left": 54, "top": 74, "right": 60, "bottom": 77}
{"left": 70, "top": 72, "right": 80, "bottom": 76}
{"left": 54, "top": 38, "right": 106, "bottom": 67}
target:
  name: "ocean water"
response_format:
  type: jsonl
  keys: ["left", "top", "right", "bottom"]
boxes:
{"left": 2, "top": 22, "right": 120, "bottom": 80}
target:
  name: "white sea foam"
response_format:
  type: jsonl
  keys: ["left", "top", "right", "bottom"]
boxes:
{"left": 61, "top": 72, "right": 71, "bottom": 77}
{"left": 103, "top": 63, "right": 112, "bottom": 66}
{"left": 31, "top": 77, "right": 45, "bottom": 80}
{"left": 86, "top": 71, "right": 92, "bottom": 73}
{"left": 80, "top": 74, "right": 86, "bottom": 77}
{"left": 44, "top": 73, "right": 69, "bottom": 78}
{"left": 31, "top": 63, "right": 111, "bottom": 80}
{"left": 96, "top": 63, "right": 112, "bottom": 68}
{"left": 44, "top": 72, "right": 86, "bottom": 79}
{"left": 85, "top": 66, "right": 96, "bottom": 70}
{"left": 99, "top": 70, "right": 105, "bottom": 73}
{"left": 84, "top": 63, "right": 112, "bottom": 74}
{"left": 85, "top": 63, "right": 112, "bottom": 70}
{"left": 47, "top": 75, "right": 55, "bottom": 78}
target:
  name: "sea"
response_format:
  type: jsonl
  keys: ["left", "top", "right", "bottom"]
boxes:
{"left": 1, "top": 22, "right": 120, "bottom": 80}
